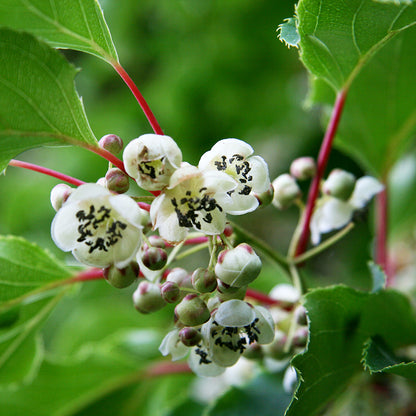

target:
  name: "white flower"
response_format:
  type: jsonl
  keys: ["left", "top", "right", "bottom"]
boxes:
{"left": 159, "top": 329, "right": 189, "bottom": 361}
{"left": 123, "top": 134, "right": 182, "bottom": 191}
{"left": 198, "top": 138, "right": 270, "bottom": 215}
{"left": 150, "top": 164, "right": 236, "bottom": 242}
{"left": 310, "top": 176, "right": 384, "bottom": 244}
{"left": 51, "top": 183, "right": 146, "bottom": 268}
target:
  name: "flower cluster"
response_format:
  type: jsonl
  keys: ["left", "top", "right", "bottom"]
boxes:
{"left": 50, "top": 133, "right": 275, "bottom": 376}
{"left": 271, "top": 158, "right": 384, "bottom": 244}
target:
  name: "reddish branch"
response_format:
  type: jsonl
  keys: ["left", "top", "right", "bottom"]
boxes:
{"left": 295, "top": 89, "right": 348, "bottom": 257}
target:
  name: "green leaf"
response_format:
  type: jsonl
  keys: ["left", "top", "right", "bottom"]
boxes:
{"left": 0, "top": 291, "right": 66, "bottom": 386}
{"left": 0, "top": 29, "right": 99, "bottom": 171}
{"left": 363, "top": 336, "right": 416, "bottom": 381}
{"left": 0, "top": 236, "right": 71, "bottom": 309}
{"left": 207, "top": 373, "right": 292, "bottom": 416}
{"left": 295, "top": 0, "right": 416, "bottom": 175}
{"left": 277, "top": 18, "right": 300, "bottom": 48}
{"left": 368, "top": 261, "right": 386, "bottom": 293}
{"left": 286, "top": 285, "right": 416, "bottom": 416}
{"left": 296, "top": 0, "right": 416, "bottom": 91}
{"left": 0, "top": 0, "right": 118, "bottom": 63}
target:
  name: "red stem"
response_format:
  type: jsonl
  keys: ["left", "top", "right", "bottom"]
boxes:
{"left": 295, "top": 89, "right": 348, "bottom": 257}
{"left": 9, "top": 159, "right": 85, "bottom": 187}
{"left": 112, "top": 62, "right": 164, "bottom": 136}
{"left": 71, "top": 268, "right": 105, "bottom": 282}
{"left": 245, "top": 288, "right": 293, "bottom": 310}
{"left": 375, "top": 186, "right": 392, "bottom": 284}
{"left": 86, "top": 145, "right": 128, "bottom": 174}
{"left": 146, "top": 361, "right": 191, "bottom": 377}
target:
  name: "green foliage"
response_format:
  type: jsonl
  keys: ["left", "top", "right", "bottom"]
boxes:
{"left": 0, "top": 29, "right": 98, "bottom": 171}
{"left": 0, "top": 0, "right": 118, "bottom": 62}
{"left": 287, "top": 286, "right": 416, "bottom": 416}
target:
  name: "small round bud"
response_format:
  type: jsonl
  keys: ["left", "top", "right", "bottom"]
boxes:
{"left": 290, "top": 157, "right": 316, "bottom": 180}
{"left": 161, "top": 281, "right": 181, "bottom": 303}
{"left": 105, "top": 168, "right": 130, "bottom": 194}
{"left": 50, "top": 184, "right": 72, "bottom": 211}
{"left": 271, "top": 174, "right": 301, "bottom": 210}
{"left": 294, "top": 305, "right": 308, "bottom": 326}
{"left": 269, "top": 284, "right": 300, "bottom": 308}
{"left": 99, "top": 134, "right": 124, "bottom": 155}
{"left": 179, "top": 327, "right": 202, "bottom": 347}
{"left": 133, "top": 281, "right": 166, "bottom": 314}
{"left": 144, "top": 235, "right": 166, "bottom": 250}
{"left": 141, "top": 247, "right": 168, "bottom": 271}
{"left": 293, "top": 326, "right": 309, "bottom": 348}
{"left": 322, "top": 169, "right": 355, "bottom": 201}
{"left": 103, "top": 263, "right": 138, "bottom": 289}
{"left": 215, "top": 243, "right": 261, "bottom": 288}
{"left": 223, "top": 224, "right": 233, "bottom": 237}
{"left": 166, "top": 268, "right": 193, "bottom": 289}
{"left": 174, "top": 294, "right": 210, "bottom": 326}
{"left": 191, "top": 268, "right": 217, "bottom": 293}
{"left": 253, "top": 183, "right": 274, "bottom": 208}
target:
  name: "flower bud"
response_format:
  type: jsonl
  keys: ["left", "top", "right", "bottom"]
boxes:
{"left": 269, "top": 283, "right": 300, "bottom": 308}
{"left": 50, "top": 183, "right": 72, "bottom": 211}
{"left": 160, "top": 281, "right": 181, "bottom": 303}
{"left": 103, "top": 263, "right": 138, "bottom": 289}
{"left": 141, "top": 247, "right": 168, "bottom": 271}
{"left": 191, "top": 268, "right": 217, "bottom": 293}
{"left": 294, "top": 305, "right": 308, "bottom": 326}
{"left": 271, "top": 174, "right": 301, "bottom": 210}
{"left": 99, "top": 134, "right": 124, "bottom": 155}
{"left": 144, "top": 235, "right": 166, "bottom": 250}
{"left": 215, "top": 243, "right": 261, "bottom": 288}
{"left": 175, "top": 294, "right": 210, "bottom": 326}
{"left": 323, "top": 169, "right": 355, "bottom": 201}
{"left": 290, "top": 157, "right": 316, "bottom": 180}
{"left": 293, "top": 326, "right": 309, "bottom": 348}
{"left": 166, "top": 268, "right": 193, "bottom": 289}
{"left": 133, "top": 281, "right": 166, "bottom": 314}
{"left": 105, "top": 168, "right": 130, "bottom": 194}
{"left": 179, "top": 327, "right": 202, "bottom": 347}
{"left": 253, "top": 183, "right": 274, "bottom": 208}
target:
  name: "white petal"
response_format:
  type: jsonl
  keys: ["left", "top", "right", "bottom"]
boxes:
{"left": 211, "top": 339, "right": 242, "bottom": 367}
{"left": 64, "top": 183, "right": 110, "bottom": 204}
{"left": 310, "top": 205, "right": 324, "bottom": 245}
{"left": 188, "top": 347, "right": 226, "bottom": 377}
{"left": 202, "top": 170, "right": 237, "bottom": 194}
{"left": 350, "top": 176, "right": 384, "bottom": 209}
{"left": 319, "top": 198, "right": 353, "bottom": 233}
{"left": 246, "top": 155, "right": 270, "bottom": 194}
{"left": 223, "top": 193, "right": 259, "bottom": 215}
{"left": 110, "top": 226, "right": 142, "bottom": 269}
{"left": 159, "top": 329, "right": 188, "bottom": 361}
{"left": 210, "top": 138, "right": 254, "bottom": 159}
{"left": 51, "top": 203, "right": 81, "bottom": 251}
{"left": 109, "top": 194, "right": 146, "bottom": 229}
{"left": 214, "top": 300, "right": 256, "bottom": 327}
{"left": 254, "top": 306, "right": 275, "bottom": 344}
{"left": 157, "top": 211, "right": 188, "bottom": 242}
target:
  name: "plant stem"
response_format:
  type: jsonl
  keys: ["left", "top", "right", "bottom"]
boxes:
{"left": 293, "top": 222, "right": 355, "bottom": 265}
{"left": 295, "top": 88, "right": 348, "bottom": 257}
{"left": 245, "top": 288, "right": 292, "bottom": 310}
{"left": 8, "top": 159, "right": 85, "bottom": 187}
{"left": 146, "top": 361, "right": 191, "bottom": 377}
{"left": 375, "top": 186, "right": 392, "bottom": 284}
{"left": 112, "top": 62, "right": 164, "bottom": 136}
{"left": 85, "top": 144, "right": 127, "bottom": 174}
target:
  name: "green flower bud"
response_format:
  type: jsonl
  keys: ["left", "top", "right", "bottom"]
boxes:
{"left": 103, "top": 263, "right": 138, "bottom": 289}
{"left": 166, "top": 268, "right": 193, "bottom": 289}
{"left": 191, "top": 268, "right": 217, "bottom": 293}
{"left": 179, "top": 327, "right": 202, "bottom": 347}
{"left": 215, "top": 243, "right": 261, "bottom": 288}
{"left": 50, "top": 183, "right": 72, "bottom": 211}
{"left": 105, "top": 168, "right": 130, "bottom": 194}
{"left": 323, "top": 169, "right": 356, "bottom": 201}
{"left": 290, "top": 157, "right": 316, "bottom": 180}
{"left": 271, "top": 174, "right": 301, "bottom": 210}
{"left": 293, "top": 327, "right": 308, "bottom": 348}
{"left": 141, "top": 247, "right": 168, "bottom": 271}
{"left": 253, "top": 183, "right": 274, "bottom": 208}
{"left": 133, "top": 281, "right": 166, "bottom": 314}
{"left": 175, "top": 294, "right": 210, "bottom": 326}
{"left": 99, "top": 134, "right": 124, "bottom": 155}
{"left": 145, "top": 235, "right": 166, "bottom": 249}
{"left": 161, "top": 281, "right": 181, "bottom": 303}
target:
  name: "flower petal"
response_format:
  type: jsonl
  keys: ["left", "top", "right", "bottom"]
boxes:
{"left": 188, "top": 347, "right": 226, "bottom": 377}
{"left": 51, "top": 202, "right": 81, "bottom": 251}
{"left": 246, "top": 155, "right": 270, "bottom": 194}
{"left": 349, "top": 176, "right": 384, "bottom": 208}
{"left": 159, "top": 329, "right": 188, "bottom": 361}
{"left": 64, "top": 183, "right": 110, "bottom": 204}
{"left": 214, "top": 300, "right": 256, "bottom": 327}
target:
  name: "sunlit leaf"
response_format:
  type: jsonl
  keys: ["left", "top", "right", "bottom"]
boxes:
{"left": 0, "top": 29, "right": 99, "bottom": 171}
{"left": 0, "top": 0, "right": 118, "bottom": 62}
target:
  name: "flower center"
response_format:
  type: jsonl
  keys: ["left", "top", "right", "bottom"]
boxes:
{"left": 214, "top": 154, "right": 253, "bottom": 195}
{"left": 75, "top": 204, "right": 127, "bottom": 253}
{"left": 138, "top": 157, "right": 167, "bottom": 180}
{"left": 170, "top": 187, "right": 222, "bottom": 230}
